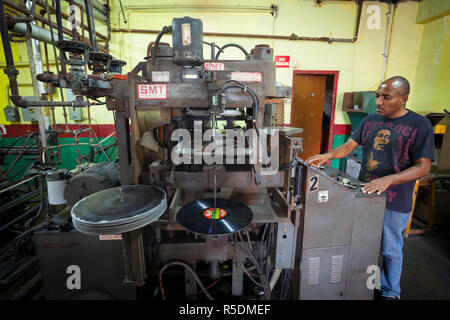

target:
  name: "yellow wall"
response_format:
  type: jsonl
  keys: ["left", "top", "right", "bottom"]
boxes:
{"left": 1, "top": 0, "right": 448, "bottom": 128}
{"left": 411, "top": 15, "right": 450, "bottom": 114}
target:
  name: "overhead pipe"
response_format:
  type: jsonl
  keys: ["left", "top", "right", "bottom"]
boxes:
{"left": 25, "top": 0, "right": 48, "bottom": 152}
{"left": 43, "top": 0, "right": 68, "bottom": 130}
{"left": 112, "top": 1, "right": 363, "bottom": 44}
{"left": 54, "top": 0, "right": 64, "bottom": 42}
{"left": 67, "top": 0, "right": 78, "bottom": 41}
{"left": 92, "top": 0, "right": 106, "bottom": 14}
{"left": 7, "top": 18, "right": 66, "bottom": 44}
{"left": 3, "top": 0, "right": 107, "bottom": 52}
{"left": 34, "top": 0, "right": 108, "bottom": 40}
{"left": 0, "top": 0, "right": 88, "bottom": 108}
{"left": 84, "top": 0, "right": 98, "bottom": 51}
{"left": 74, "top": 0, "right": 107, "bottom": 22}
{"left": 381, "top": 2, "right": 396, "bottom": 81}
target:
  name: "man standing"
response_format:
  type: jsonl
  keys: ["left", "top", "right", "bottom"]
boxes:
{"left": 306, "top": 76, "right": 434, "bottom": 300}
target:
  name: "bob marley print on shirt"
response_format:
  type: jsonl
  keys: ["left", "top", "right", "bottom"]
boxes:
{"left": 351, "top": 110, "right": 434, "bottom": 213}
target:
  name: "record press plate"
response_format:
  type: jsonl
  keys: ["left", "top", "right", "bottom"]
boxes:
{"left": 176, "top": 198, "right": 253, "bottom": 235}
{"left": 71, "top": 185, "right": 167, "bottom": 235}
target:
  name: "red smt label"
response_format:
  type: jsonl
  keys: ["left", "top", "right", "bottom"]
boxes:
{"left": 204, "top": 62, "right": 225, "bottom": 70}
{"left": 137, "top": 84, "right": 167, "bottom": 99}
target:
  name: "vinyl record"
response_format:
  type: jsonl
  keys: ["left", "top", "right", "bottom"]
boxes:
{"left": 176, "top": 198, "right": 253, "bottom": 235}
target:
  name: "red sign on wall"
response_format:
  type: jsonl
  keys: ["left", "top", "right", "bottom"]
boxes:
{"left": 275, "top": 56, "right": 290, "bottom": 68}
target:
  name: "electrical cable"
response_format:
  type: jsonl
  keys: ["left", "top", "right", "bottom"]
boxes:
{"left": 14, "top": 222, "right": 44, "bottom": 256}
{"left": 221, "top": 81, "right": 273, "bottom": 168}
{"left": 24, "top": 174, "right": 45, "bottom": 229}
{"left": 196, "top": 276, "right": 224, "bottom": 295}
{"left": 279, "top": 157, "right": 299, "bottom": 171}
{"left": 151, "top": 25, "right": 172, "bottom": 69}
{"left": 235, "top": 231, "right": 271, "bottom": 297}
{"left": 74, "top": 131, "right": 84, "bottom": 160}
{"left": 159, "top": 261, "right": 215, "bottom": 300}
{"left": 215, "top": 43, "right": 248, "bottom": 60}
{"left": 0, "top": 133, "right": 34, "bottom": 180}
{"left": 87, "top": 128, "right": 112, "bottom": 162}
{"left": 2, "top": 133, "right": 33, "bottom": 156}
{"left": 5, "top": 160, "right": 35, "bottom": 180}
{"left": 243, "top": 266, "right": 266, "bottom": 287}
{"left": 0, "top": 221, "right": 45, "bottom": 260}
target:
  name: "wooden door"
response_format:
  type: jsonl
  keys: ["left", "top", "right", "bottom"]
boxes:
{"left": 292, "top": 74, "right": 326, "bottom": 160}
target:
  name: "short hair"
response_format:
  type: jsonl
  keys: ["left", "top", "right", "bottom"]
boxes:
{"left": 384, "top": 76, "right": 410, "bottom": 95}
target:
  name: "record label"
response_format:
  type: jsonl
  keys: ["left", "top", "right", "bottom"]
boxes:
{"left": 176, "top": 198, "right": 253, "bottom": 235}
{"left": 203, "top": 208, "right": 227, "bottom": 220}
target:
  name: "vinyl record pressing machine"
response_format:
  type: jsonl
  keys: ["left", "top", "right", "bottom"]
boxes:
{"left": 0, "top": 10, "right": 387, "bottom": 299}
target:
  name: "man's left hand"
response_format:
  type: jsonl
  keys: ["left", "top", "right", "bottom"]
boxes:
{"left": 360, "top": 176, "right": 395, "bottom": 195}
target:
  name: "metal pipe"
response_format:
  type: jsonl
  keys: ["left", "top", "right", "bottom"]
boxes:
{"left": 24, "top": 16, "right": 48, "bottom": 152}
{"left": 0, "top": 189, "right": 40, "bottom": 215}
{"left": 44, "top": 0, "right": 67, "bottom": 131}
{"left": 112, "top": 1, "right": 364, "bottom": 45}
{"left": 112, "top": 28, "right": 357, "bottom": 43}
{"left": 3, "top": 0, "right": 107, "bottom": 51}
{"left": 8, "top": 21, "right": 64, "bottom": 45}
{"left": 0, "top": 1, "right": 15, "bottom": 68}
{"left": 0, "top": 0, "right": 89, "bottom": 108}
{"left": 353, "top": 0, "right": 363, "bottom": 42}
{"left": 0, "top": 257, "right": 38, "bottom": 285}
{"left": 42, "top": 22, "right": 57, "bottom": 131}
{"left": 106, "top": 0, "right": 110, "bottom": 51}
{"left": 83, "top": 0, "right": 96, "bottom": 50}
{"left": 74, "top": 0, "right": 107, "bottom": 22}
{"left": 92, "top": 0, "right": 105, "bottom": 13}
{"left": 67, "top": 0, "right": 78, "bottom": 41}
{"left": 0, "top": 206, "right": 40, "bottom": 233}
{"left": 87, "top": 0, "right": 98, "bottom": 51}
{"left": 0, "top": 175, "right": 39, "bottom": 194}
{"left": 54, "top": 0, "right": 64, "bottom": 42}
{"left": 34, "top": 0, "right": 107, "bottom": 40}
{"left": 381, "top": 3, "right": 395, "bottom": 81}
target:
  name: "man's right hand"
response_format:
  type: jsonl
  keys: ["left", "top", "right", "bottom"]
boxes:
{"left": 306, "top": 153, "right": 332, "bottom": 166}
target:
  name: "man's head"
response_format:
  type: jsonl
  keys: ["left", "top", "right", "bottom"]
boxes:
{"left": 373, "top": 129, "right": 391, "bottom": 151}
{"left": 375, "top": 76, "right": 410, "bottom": 119}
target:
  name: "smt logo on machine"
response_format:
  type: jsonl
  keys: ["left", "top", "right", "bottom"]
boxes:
{"left": 204, "top": 62, "right": 225, "bottom": 70}
{"left": 137, "top": 84, "right": 167, "bottom": 99}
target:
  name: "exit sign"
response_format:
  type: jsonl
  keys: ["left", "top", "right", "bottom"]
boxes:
{"left": 275, "top": 55, "right": 290, "bottom": 68}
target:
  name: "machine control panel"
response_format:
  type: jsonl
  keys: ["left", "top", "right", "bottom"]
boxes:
{"left": 296, "top": 158, "right": 381, "bottom": 197}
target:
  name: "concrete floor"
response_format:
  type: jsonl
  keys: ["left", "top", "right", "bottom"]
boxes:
{"left": 401, "top": 229, "right": 450, "bottom": 300}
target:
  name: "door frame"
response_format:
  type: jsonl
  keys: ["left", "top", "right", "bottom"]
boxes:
{"left": 290, "top": 70, "right": 339, "bottom": 153}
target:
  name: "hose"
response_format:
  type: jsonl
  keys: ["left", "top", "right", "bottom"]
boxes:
{"left": 0, "top": 133, "right": 34, "bottom": 180}
{"left": 159, "top": 261, "right": 214, "bottom": 300}
{"left": 24, "top": 174, "right": 45, "bottom": 229}
{"left": 279, "top": 157, "right": 299, "bottom": 171}
{"left": 215, "top": 43, "right": 248, "bottom": 60}
{"left": 151, "top": 25, "right": 172, "bottom": 69}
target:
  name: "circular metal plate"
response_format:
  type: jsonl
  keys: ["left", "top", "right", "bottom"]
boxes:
{"left": 71, "top": 185, "right": 167, "bottom": 235}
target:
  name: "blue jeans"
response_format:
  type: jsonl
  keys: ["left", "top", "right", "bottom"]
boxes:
{"left": 380, "top": 209, "right": 411, "bottom": 297}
